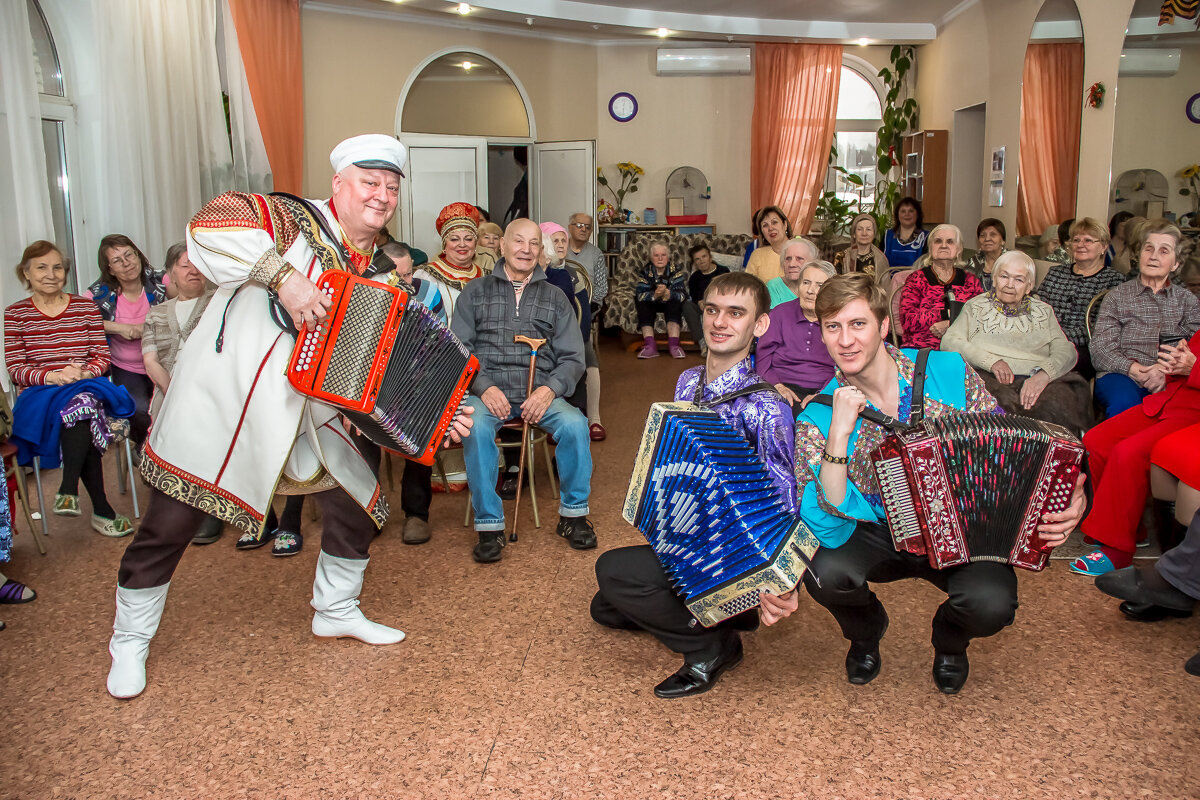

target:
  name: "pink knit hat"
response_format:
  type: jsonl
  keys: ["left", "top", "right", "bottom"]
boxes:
{"left": 539, "top": 222, "right": 566, "bottom": 237}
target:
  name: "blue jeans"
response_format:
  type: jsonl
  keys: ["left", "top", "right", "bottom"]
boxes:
{"left": 462, "top": 395, "right": 592, "bottom": 531}
{"left": 1094, "top": 372, "right": 1149, "bottom": 419}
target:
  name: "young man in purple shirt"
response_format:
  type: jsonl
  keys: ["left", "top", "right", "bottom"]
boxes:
{"left": 590, "top": 272, "right": 798, "bottom": 699}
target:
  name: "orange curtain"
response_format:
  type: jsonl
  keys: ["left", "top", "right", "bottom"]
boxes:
{"left": 751, "top": 43, "right": 842, "bottom": 233}
{"left": 1016, "top": 43, "right": 1084, "bottom": 236}
{"left": 227, "top": 0, "right": 303, "bottom": 193}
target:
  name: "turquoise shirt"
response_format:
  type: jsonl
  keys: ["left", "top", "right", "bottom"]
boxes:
{"left": 766, "top": 277, "right": 799, "bottom": 309}
{"left": 793, "top": 345, "right": 999, "bottom": 549}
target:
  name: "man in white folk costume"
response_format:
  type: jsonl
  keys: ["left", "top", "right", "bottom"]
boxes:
{"left": 106, "top": 135, "right": 472, "bottom": 699}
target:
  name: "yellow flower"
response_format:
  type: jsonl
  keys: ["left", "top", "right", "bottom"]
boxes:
{"left": 1182, "top": 164, "right": 1200, "bottom": 180}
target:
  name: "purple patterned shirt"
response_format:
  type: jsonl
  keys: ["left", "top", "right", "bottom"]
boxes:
{"left": 674, "top": 358, "right": 798, "bottom": 514}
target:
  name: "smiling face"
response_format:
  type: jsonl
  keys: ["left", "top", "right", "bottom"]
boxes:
{"left": 1071, "top": 231, "right": 1105, "bottom": 266}
{"left": 760, "top": 212, "right": 786, "bottom": 245}
{"left": 105, "top": 245, "right": 143, "bottom": 286}
{"left": 798, "top": 265, "right": 828, "bottom": 317}
{"left": 1139, "top": 232, "right": 1179, "bottom": 281}
{"left": 702, "top": 289, "right": 769, "bottom": 360}
{"left": 896, "top": 203, "right": 917, "bottom": 228}
{"left": 993, "top": 260, "right": 1032, "bottom": 306}
{"left": 820, "top": 297, "right": 889, "bottom": 378}
{"left": 978, "top": 225, "right": 1003, "bottom": 256}
{"left": 501, "top": 219, "right": 542, "bottom": 280}
{"left": 443, "top": 229, "right": 479, "bottom": 268}
{"left": 24, "top": 249, "right": 67, "bottom": 298}
{"left": 331, "top": 165, "right": 400, "bottom": 238}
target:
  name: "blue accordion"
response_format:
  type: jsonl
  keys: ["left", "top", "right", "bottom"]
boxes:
{"left": 623, "top": 403, "right": 819, "bottom": 627}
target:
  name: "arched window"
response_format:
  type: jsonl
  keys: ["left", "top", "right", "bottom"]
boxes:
{"left": 824, "top": 61, "right": 883, "bottom": 208}
{"left": 28, "top": 0, "right": 78, "bottom": 289}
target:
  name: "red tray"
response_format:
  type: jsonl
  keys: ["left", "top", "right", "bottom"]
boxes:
{"left": 666, "top": 214, "right": 707, "bottom": 225}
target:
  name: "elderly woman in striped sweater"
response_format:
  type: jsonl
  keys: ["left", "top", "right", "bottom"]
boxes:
{"left": 4, "top": 241, "right": 133, "bottom": 537}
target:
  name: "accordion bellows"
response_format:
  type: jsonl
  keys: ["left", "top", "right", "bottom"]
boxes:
{"left": 624, "top": 403, "right": 819, "bottom": 627}
{"left": 288, "top": 271, "right": 479, "bottom": 465}
{"left": 869, "top": 413, "right": 1084, "bottom": 571}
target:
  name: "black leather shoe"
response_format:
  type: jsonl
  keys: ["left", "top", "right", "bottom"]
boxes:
{"left": 1118, "top": 601, "right": 1194, "bottom": 622}
{"left": 472, "top": 532, "right": 505, "bottom": 563}
{"left": 1186, "top": 651, "right": 1200, "bottom": 677}
{"left": 1096, "top": 566, "right": 1195, "bottom": 612}
{"left": 845, "top": 611, "right": 889, "bottom": 685}
{"left": 497, "top": 473, "right": 519, "bottom": 500}
{"left": 557, "top": 516, "right": 597, "bottom": 550}
{"left": 932, "top": 651, "right": 970, "bottom": 694}
{"left": 653, "top": 637, "right": 743, "bottom": 699}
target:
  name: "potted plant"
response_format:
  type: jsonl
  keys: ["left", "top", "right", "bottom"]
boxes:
{"left": 597, "top": 162, "right": 644, "bottom": 220}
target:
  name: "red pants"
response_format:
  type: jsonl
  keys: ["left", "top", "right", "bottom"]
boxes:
{"left": 1081, "top": 405, "right": 1200, "bottom": 559}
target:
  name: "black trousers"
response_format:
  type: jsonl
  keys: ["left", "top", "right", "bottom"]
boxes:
{"left": 635, "top": 298, "right": 682, "bottom": 328}
{"left": 109, "top": 366, "right": 152, "bottom": 445}
{"left": 57, "top": 421, "right": 115, "bottom": 518}
{"left": 591, "top": 545, "right": 753, "bottom": 659}
{"left": 352, "top": 430, "right": 431, "bottom": 520}
{"left": 803, "top": 522, "right": 1019, "bottom": 654}
{"left": 118, "top": 487, "right": 377, "bottom": 589}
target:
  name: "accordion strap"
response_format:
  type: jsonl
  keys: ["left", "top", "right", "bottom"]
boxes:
{"left": 805, "top": 348, "right": 933, "bottom": 431}
{"left": 692, "top": 379, "right": 777, "bottom": 408}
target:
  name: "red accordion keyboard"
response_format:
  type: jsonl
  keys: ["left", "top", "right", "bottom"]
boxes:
{"left": 287, "top": 270, "right": 478, "bottom": 465}
{"left": 870, "top": 413, "right": 1084, "bottom": 571}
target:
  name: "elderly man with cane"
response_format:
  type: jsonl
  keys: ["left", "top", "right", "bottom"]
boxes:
{"left": 452, "top": 219, "right": 596, "bottom": 563}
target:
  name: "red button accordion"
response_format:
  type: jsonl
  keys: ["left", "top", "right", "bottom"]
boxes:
{"left": 869, "top": 413, "right": 1084, "bottom": 571}
{"left": 287, "top": 270, "right": 478, "bottom": 465}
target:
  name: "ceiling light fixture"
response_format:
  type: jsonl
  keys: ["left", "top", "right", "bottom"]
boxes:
{"left": 456, "top": 3, "right": 471, "bottom": 15}
{"left": 460, "top": 60, "right": 475, "bottom": 70}
{"left": 858, "top": 37, "right": 870, "bottom": 46}
{"left": 655, "top": 27, "right": 670, "bottom": 38}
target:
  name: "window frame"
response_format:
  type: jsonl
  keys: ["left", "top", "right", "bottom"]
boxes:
{"left": 824, "top": 56, "right": 886, "bottom": 208}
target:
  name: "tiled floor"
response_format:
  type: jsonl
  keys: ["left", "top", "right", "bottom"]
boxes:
{"left": 2, "top": 338, "right": 1196, "bottom": 799}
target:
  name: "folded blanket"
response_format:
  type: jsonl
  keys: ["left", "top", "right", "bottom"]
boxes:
{"left": 11, "top": 378, "right": 135, "bottom": 468}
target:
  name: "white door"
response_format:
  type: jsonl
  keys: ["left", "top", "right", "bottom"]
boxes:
{"left": 397, "top": 134, "right": 488, "bottom": 256}
{"left": 531, "top": 140, "right": 596, "bottom": 241}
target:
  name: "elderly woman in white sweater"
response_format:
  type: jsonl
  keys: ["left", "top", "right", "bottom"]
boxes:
{"left": 943, "top": 250, "right": 1091, "bottom": 433}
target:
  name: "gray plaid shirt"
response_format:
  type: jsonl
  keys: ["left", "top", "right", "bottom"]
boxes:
{"left": 1090, "top": 278, "right": 1200, "bottom": 376}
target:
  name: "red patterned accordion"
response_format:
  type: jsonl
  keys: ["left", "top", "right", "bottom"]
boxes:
{"left": 869, "top": 413, "right": 1084, "bottom": 571}
{"left": 287, "top": 271, "right": 478, "bottom": 465}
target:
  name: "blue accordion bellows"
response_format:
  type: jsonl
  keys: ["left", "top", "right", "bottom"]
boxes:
{"left": 623, "top": 403, "right": 819, "bottom": 627}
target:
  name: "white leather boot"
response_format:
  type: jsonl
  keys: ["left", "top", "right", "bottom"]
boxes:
{"left": 311, "top": 552, "right": 405, "bottom": 645}
{"left": 107, "top": 583, "right": 170, "bottom": 699}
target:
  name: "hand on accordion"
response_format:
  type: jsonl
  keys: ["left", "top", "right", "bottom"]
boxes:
{"left": 276, "top": 270, "right": 332, "bottom": 331}
{"left": 442, "top": 401, "right": 474, "bottom": 448}
{"left": 1034, "top": 473, "right": 1087, "bottom": 549}
{"left": 758, "top": 589, "right": 799, "bottom": 627}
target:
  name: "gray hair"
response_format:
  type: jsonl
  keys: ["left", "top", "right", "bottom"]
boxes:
{"left": 542, "top": 230, "right": 563, "bottom": 268}
{"left": 804, "top": 260, "right": 837, "bottom": 279}
{"left": 929, "top": 223, "right": 964, "bottom": 258}
{"left": 163, "top": 242, "right": 188, "bottom": 272}
{"left": 649, "top": 240, "right": 671, "bottom": 257}
{"left": 779, "top": 237, "right": 820, "bottom": 272}
{"left": 993, "top": 250, "right": 1036, "bottom": 286}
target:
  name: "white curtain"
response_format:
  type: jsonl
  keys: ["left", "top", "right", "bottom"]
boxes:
{"left": 90, "top": 0, "right": 233, "bottom": 268}
{"left": 0, "top": 0, "right": 55, "bottom": 389}
{"left": 217, "top": 0, "right": 273, "bottom": 195}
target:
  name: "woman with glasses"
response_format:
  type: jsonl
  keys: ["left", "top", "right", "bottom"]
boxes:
{"left": 83, "top": 235, "right": 166, "bottom": 450}
{"left": 1036, "top": 217, "right": 1127, "bottom": 380}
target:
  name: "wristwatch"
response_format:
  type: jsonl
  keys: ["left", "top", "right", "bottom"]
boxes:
{"left": 1030, "top": 367, "right": 1044, "bottom": 376}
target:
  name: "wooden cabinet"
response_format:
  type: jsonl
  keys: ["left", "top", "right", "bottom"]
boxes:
{"left": 901, "top": 130, "right": 948, "bottom": 223}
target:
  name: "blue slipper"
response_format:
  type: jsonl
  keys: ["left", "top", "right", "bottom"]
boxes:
{"left": 1069, "top": 550, "right": 1115, "bottom": 577}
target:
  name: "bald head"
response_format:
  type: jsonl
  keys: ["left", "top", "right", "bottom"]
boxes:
{"left": 501, "top": 218, "right": 543, "bottom": 280}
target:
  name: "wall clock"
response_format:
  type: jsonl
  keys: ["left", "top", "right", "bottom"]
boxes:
{"left": 608, "top": 92, "right": 638, "bottom": 123}
{"left": 1187, "top": 92, "right": 1200, "bottom": 125}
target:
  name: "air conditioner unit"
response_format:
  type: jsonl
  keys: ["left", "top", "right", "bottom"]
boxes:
{"left": 656, "top": 47, "right": 752, "bottom": 76}
{"left": 1119, "top": 48, "right": 1182, "bottom": 77}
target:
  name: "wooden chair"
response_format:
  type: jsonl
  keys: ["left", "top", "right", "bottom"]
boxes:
{"left": 1, "top": 443, "right": 46, "bottom": 556}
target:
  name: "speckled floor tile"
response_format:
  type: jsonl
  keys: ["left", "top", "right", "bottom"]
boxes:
{"left": 1, "top": 339, "right": 1196, "bottom": 799}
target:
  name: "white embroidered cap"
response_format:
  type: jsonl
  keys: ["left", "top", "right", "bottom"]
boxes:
{"left": 329, "top": 134, "right": 407, "bottom": 177}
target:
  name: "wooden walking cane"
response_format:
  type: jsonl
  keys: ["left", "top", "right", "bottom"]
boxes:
{"left": 510, "top": 335, "right": 547, "bottom": 541}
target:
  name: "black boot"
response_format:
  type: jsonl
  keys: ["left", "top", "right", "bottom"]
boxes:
{"left": 1153, "top": 499, "right": 1187, "bottom": 553}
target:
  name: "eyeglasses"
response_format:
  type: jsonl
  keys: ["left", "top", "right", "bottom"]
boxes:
{"left": 1071, "top": 237, "right": 1100, "bottom": 246}
{"left": 571, "top": 223, "right": 593, "bottom": 230}
{"left": 108, "top": 252, "right": 138, "bottom": 266}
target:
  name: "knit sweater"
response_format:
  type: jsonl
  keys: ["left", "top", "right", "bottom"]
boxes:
{"left": 4, "top": 296, "right": 111, "bottom": 386}
{"left": 941, "top": 293, "right": 1078, "bottom": 380}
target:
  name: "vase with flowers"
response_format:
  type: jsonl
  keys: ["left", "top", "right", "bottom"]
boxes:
{"left": 597, "top": 162, "right": 644, "bottom": 220}
{"left": 1179, "top": 162, "right": 1199, "bottom": 226}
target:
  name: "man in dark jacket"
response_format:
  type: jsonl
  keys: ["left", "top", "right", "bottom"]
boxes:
{"left": 451, "top": 218, "right": 596, "bottom": 563}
